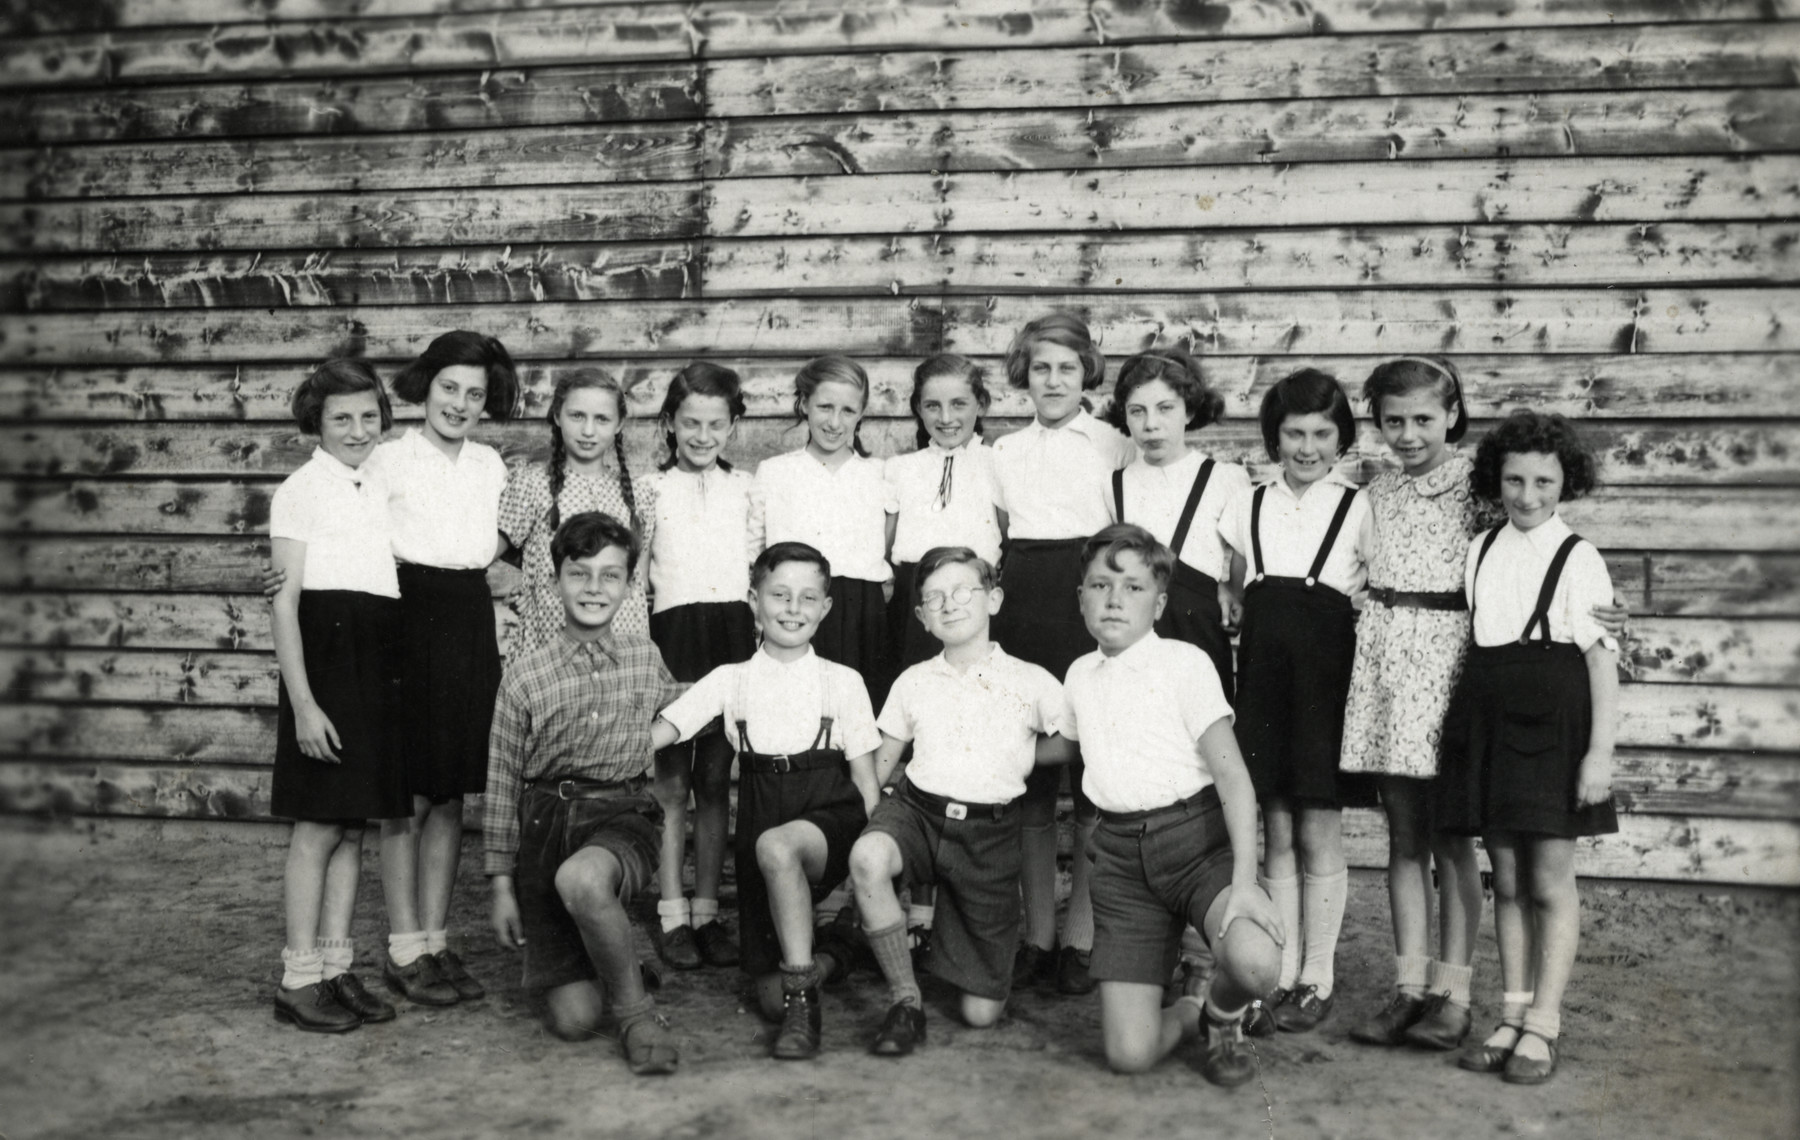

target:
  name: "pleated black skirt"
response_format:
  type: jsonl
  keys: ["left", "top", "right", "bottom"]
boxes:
{"left": 272, "top": 590, "right": 409, "bottom": 823}
{"left": 397, "top": 563, "right": 502, "bottom": 800}
{"left": 1157, "top": 562, "right": 1235, "bottom": 706}
{"left": 992, "top": 537, "right": 1093, "bottom": 682}
{"left": 650, "top": 600, "right": 758, "bottom": 683}
{"left": 813, "top": 575, "right": 896, "bottom": 710}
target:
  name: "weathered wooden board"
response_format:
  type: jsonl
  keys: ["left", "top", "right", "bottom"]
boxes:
{"left": 0, "top": 0, "right": 658, "bottom": 37}
{"left": 1, "top": 647, "right": 277, "bottom": 705}
{"left": 1611, "top": 552, "right": 1800, "bottom": 619}
{"left": 6, "top": 354, "right": 1796, "bottom": 422}
{"left": 0, "top": 703, "right": 273, "bottom": 761}
{"left": 0, "top": 591, "right": 271, "bottom": 650}
{"left": 0, "top": 536, "right": 276, "bottom": 591}
{"left": 0, "top": 760, "right": 272, "bottom": 821}
{"left": 1622, "top": 618, "right": 1800, "bottom": 687}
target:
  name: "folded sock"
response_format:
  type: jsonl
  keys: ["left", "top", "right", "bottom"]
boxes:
{"left": 1430, "top": 960, "right": 1474, "bottom": 1008}
{"left": 690, "top": 897, "right": 720, "bottom": 926}
{"left": 1297, "top": 869, "right": 1349, "bottom": 999}
{"left": 781, "top": 960, "right": 823, "bottom": 993}
{"left": 1501, "top": 990, "right": 1535, "bottom": 1026}
{"left": 1396, "top": 953, "right": 1431, "bottom": 997}
{"left": 387, "top": 930, "right": 427, "bottom": 968}
{"left": 1262, "top": 872, "right": 1302, "bottom": 990}
{"left": 1204, "top": 994, "right": 1249, "bottom": 1023}
{"left": 906, "top": 903, "right": 935, "bottom": 931}
{"left": 317, "top": 937, "right": 354, "bottom": 981}
{"left": 657, "top": 898, "right": 692, "bottom": 934}
{"left": 865, "top": 920, "right": 922, "bottom": 1008}
{"left": 424, "top": 929, "right": 448, "bottom": 956}
{"left": 1522, "top": 1007, "right": 1561, "bottom": 1041}
{"left": 281, "top": 947, "right": 325, "bottom": 990}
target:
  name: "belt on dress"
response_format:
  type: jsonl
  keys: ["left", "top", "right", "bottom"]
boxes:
{"left": 1367, "top": 585, "right": 1468, "bottom": 611}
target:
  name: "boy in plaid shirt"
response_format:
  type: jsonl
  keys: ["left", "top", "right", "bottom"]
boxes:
{"left": 485, "top": 512, "right": 684, "bottom": 1075}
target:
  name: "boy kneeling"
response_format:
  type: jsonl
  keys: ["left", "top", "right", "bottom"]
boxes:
{"left": 484, "top": 512, "right": 684, "bottom": 1075}
{"left": 1068, "top": 524, "right": 1283, "bottom": 1085}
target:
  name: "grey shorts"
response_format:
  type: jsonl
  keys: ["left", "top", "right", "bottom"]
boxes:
{"left": 1089, "top": 787, "right": 1234, "bottom": 987}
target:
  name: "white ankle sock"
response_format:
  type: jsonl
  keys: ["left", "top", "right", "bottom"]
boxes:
{"left": 1262, "top": 872, "right": 1302, "bottom": 989}
{"left": 424, "top": 929, "right": 448, "bottom": 955}
{"left": 1396, "top": 953, "right": 1430, "bottom": 996}
{"left": 1430, "top": 960, "right": 1473, "bottom": 1008}
{"left": 1297, "top": 869, "right": 1349, "bottom": 999}
{"left": 906, "top": 902, "right": 935, "bottom": 931}
{"left": 691, "top": 897, "right": 719, "bottom": 926}
{"left": 1501, "top": 990, "right": 1535, "bottom": 1025}
{"left": 657, "top": 898, "right": 692, "bottom": 934}
{"left": 317, "top": 937, "right": 353, "bottom": 980}
{"left": 281, "top": 947, "right": 325, "bottom": 990}
{"left": 387, "top": 930, "right": 427, "bottom": 968}
{"left": 1522, "top": 1007, "right": 1561, "bottom": 1041}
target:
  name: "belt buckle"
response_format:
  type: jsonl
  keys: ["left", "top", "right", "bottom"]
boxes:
{"left": 945, "top": 802, "right": 968, "bottom": 821}
{"left": 772, "top": 754, "right": 793, "bottom": 774}
{"left": 556, "top": 779, "right": 577, "bottom": 800}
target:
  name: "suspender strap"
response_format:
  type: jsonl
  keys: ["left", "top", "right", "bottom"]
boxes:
{"left": 810, "top": 716, "right": 834, "bottom": 751}
{"left": 1468, "top": 524, "right": 1506, "bottom": 625}
{"left": 1168, "top": 459, "right": 1216, "bottom": 558}
{"left": 1304, "top": 487, "right": 1359, "bottom": 585}
{"left": 733, "top": 662, "right": 836, "bottom": 756}
{"left": 1249, "top": 485, "right": 1268, "bottom": 578}
{"left": 1522, "top": 534, "right": 1584, "bottom": 644}
{"left": 1111, "top": 468, "right": 1125, "bottom": 523}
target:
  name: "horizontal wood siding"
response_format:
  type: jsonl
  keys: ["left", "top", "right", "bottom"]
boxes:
{"left": 2, "top": 0, "right": 1796, "bottom": 884}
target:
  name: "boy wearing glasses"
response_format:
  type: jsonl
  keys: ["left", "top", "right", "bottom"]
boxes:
{"left": 848, "top": 545, "right": 1073, "bottom": 1056}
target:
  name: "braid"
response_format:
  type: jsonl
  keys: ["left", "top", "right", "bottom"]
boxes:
{"left": 614, "top": 431, "right": 640, "bottom": 530}
{"left": 546, "top": 427, "right": 567, "bottom": 536}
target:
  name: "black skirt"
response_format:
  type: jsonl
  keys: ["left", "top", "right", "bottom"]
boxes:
{"left": 650, "top": 600, "right": 757, "bottom": 683}
{"left": 272, "top": 590, "right": 410, "bottom": 823}
{"left": 396, "top": 563, "right": 502, "bottom": 800}
{"left": 813, "top": 575, "right": 896, "bottom": 711}
{"left": 887, "top": 560, "right": 943, "bottom": 674}
{"left": 992, "top": 537, "right": 1094, "bottom": 682}
{"left": 1157, "top": 562, "right": 1235, "bottom": 706}
{"left": 1435, "top": 641, "right": 1620, "bottom": 838}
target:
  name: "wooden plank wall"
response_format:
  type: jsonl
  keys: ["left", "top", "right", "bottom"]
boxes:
{"left": 1, "top": 0, "right": 1797, "bottom": 885}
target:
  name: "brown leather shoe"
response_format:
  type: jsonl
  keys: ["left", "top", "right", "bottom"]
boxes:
{"left": 274, "top": 981, "right": 361, "bottom": 1033}
{"left": 658, "top": 924, "right": 704, "bottom": 971}
{"left": 1055, "top": 946, "right": 1098, "bottom": 996}
{"left": 1458, "top": 1022, "right": 1522, "bottom": 1073}
{"left": 621, "top": 1013, "right": 681, "bottom": 1076}
{"left": 431, "top": 950, "right": 485, "bottom": 1002}
{"left": 1272, "top": 983, "right": 1333, "bottom": 1033}
{"left": 1501, "top": 1030, "right": 1559, "bottom": 1085}
{"left": 1244, "top": 988, "right": 1288, "bottom": 1038}
{"left": 1404, "top": 993, "right": 1472, "bottom": 1050}
{"left": 693, "top": 920, "right": 740, "bottom": 968}
{"left": 1198, "top": 1007, "right": 1257, "bottom": 1088}
{"left": 771, "top": 984, "right": 822, "bottom": 1060}
{"left": 383, "top": 952, "right": 459, "bottom": 1007}
{"left": 870, "top": 1001, "right": 927, "bottom": 1057}
{"left": 1350, "top": 992, "right": 1428, "bottom": 1046}
{"left": 327, "top": 972, "right": 397, "bottom": 1024}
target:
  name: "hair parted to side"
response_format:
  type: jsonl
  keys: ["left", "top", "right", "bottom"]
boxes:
{"left": 658, "top": 361, "right": 747, "bottom": 471}
{"left": 750, "top": 541, "right": 832, "bottom": 589}
{"left": 1103, "top": 345, "right": 1225, "bottom": 435}
{"left": 909, "top": 354, "right": 993, "bottom": 449}
{"left": 291, "top": 358, "right": 392, "bottom": 435}
{"left": 1471, "top": 409, "right": 1599, "bottom": 503}
{"left": 391, "top": 330, "right": 521, "bottom": 421}
{"left": 915, "top": 545, "right": 997, "bottom": 592}
{"left": 1362, "top": 355, "right": 1469, "bottom": 443}
{"left": 793, "top": 355, "right": 872, "bottom": 457}
{"left": 1258, "top": 368, "right": 1357, "bottom": 461}
{"left": 549, "top": 510, "right": 641, "bottom": 576}
{"left": 544, "top": 367, "right": 639, "bottom": 536}
{"left": 1080, "top": 523, "right": 1176, "bottom": 587}
{"left": 1004, "top": 311, "right": 1107, "bottom": 392}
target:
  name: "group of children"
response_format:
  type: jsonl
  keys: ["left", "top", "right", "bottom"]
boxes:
{"left": 267, "top": 315, "right": 1625, "bottom": 1089}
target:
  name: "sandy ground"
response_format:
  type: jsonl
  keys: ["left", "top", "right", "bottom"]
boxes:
{"left": 0, "top": 817, "right": 1795, "bottom": 1140}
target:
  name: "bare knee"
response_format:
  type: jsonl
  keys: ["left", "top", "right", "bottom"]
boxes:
{"left": 543, "top": 981, "right": 605, "bottom": 1042}
{"left": 848, "top": 834, "right": 898, "bottom": 891}
{"left": 961, "top": 994, "right": 1005, "bottom": 1029}
{"left": 554, "top": 852, "right": 623, "bottom": 916}
{"left": 755, "top": 829, "right": 802, "bottom": 877}
{"left": 1106, "top": 1034, "right": 1160, "bottom": 1075}
{"left": 1217, "top": 922, "right": 1281, "bottom": 999}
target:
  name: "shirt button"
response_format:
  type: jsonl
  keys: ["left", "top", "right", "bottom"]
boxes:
{"left": 591, "top": 712, "right": 599, "bottom": 720}
{"left": 592, "top": 672, "right": 600, "bottom": 680}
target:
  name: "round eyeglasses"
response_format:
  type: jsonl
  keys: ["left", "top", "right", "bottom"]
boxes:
{"left": 919, "top": 584, "right": 986, "bottom": 611}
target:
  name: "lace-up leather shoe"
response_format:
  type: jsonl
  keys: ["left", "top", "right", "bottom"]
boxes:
{"left": 274, "top": 981, "right": 361, "bottom": 1033}
{"left": 870, "top": 1002, "right": 927, "bottom": 1056}
{"left": 328, "top": 972, "right": 396, "bottom": 1024}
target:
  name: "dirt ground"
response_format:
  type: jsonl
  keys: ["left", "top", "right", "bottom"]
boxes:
{"left": 0, "top": 818, "right": 1795, "bottom": 1140}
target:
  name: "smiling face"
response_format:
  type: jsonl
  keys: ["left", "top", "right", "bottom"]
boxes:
{"left": 918, "top": 373, "right": 981, "bottom": 451}
{"left": 1377, "top": 389, "right": 1456, "bottom": 476}
{"left": 916, "top": 559, "right": 1000, "bottom": 651}
{"left": 1079, "top": 548, "right": 1166, "bottom": 655}
{"left": 317, "top": 390, "right": 384, "bottom": 468}
{"left": 1499, "top": 450, "right": 1565, "bottom": 532}
{"left": 1123, "top": 377, "right": 1191, "bottom": 466}
{"left": 557, "top": 543, "right": 631, "bottom": 634}
{"left": 803, "top": 379, "right": 865, "bottom": 459}
{"left": 1026, "top": 341, "right": 1087, "bottom": 429}
{"left": 668, "top": 392, "right": 736, "bottom": 473}
{"left": 556, "top": 385, "right": 623, "bottom": 466}
{"left": 752, "top": 559, "right": 833, "bottom": 655}
{"left": 1277, "top": 412, "right": 1342, "bottom": 491}
{"left": 423, "top": 364, "right": 488, "bottom": 444}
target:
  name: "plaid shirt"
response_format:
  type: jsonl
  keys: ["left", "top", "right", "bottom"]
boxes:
{"left": 483, "top": 627, "right": 684, "bottom": 876}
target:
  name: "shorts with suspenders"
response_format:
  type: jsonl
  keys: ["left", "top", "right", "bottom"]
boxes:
{"left": 1113, "top": 459, "right": 1235, "bottom": 704}
{"left": 1234, "top": 484, "right": 1373, "bottom": 807}
{"left": 730, "top": 672, "right": 870, "bottom": 977}
{"left": 1435, "top": 527, "right": 1620, "bottom": 838}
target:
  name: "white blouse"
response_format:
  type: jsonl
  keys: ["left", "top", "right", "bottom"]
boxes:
{"left": 1110, "top": 450, "right": 1250, "bottom": 581}
{"left": 990, "top": 410, "right": 1135, "bottom": 540}
{"left": 885, "top": 440, "right": 1004, "bottom": 567}
{"left": 1219, "top": 473, "right": 1371, "bottom": 598}
{"left": 750, "top": 449, "right": 896, "bottom": 583}
{"left": 646, "top": 465, "right": 756, "bottom": 614}
{"left": 1467, "top": 513, "right": 1618, "bottom": 652}
{"left": 269, "top": 448, "right": 400, "bottom": 598}
{"left": 366, "top": 428, "right": 506, "bottom": 570}
{"left": 661, "top": 648, "right": 882, "bottom": 758}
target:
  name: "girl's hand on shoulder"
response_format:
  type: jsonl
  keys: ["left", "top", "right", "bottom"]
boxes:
{"left": 1219, "top": 880, "right": 1284, "bottom": 946}
{"left": 260, "top": 562, "right": 287, "bottom": 598}
{"left": 1591, "top": 591, "right": 1630, "bottom": 638}
{"left": 1576, "top": 751, "right": 1614, "bottom": 808}
{"left": 295, "top": 702, "right": 343, "bottom": 763}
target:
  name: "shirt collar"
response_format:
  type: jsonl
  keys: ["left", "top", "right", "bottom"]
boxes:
{"left": 753, "top": 645, "right": 818, "bottom": 672}
{"left": 556, "top": 625, "right": 620, "bottom": 664}
{"left": 1512, "top": 511, "right": 1573, "bottom": 553}
{"left": 1096, "top": 630, "right": 1163, "bottom": 671}
{"left": 1263, "top": 469, "right": 1357, "bottom": 502}
{"left": 402, "top": 426, "right": 467, "bottom": 466}
{"left": 1406, "top": 452, "right": 1470, "bottom": 498}
{"left": 1027, "top": 408, "right": 1101, "bottom": 440}
{"left": 1133, "top": 449, "right": 1202, "bottom": 484}
{"left": 310, "top": 446, "right": 369, "bottom": 483}
{"left": 925, "top": 641, "right": 1007, "bottom": 677}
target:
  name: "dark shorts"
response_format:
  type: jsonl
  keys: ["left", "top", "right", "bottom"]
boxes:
{"left": 514, "top": 782, "right": 660, "bottom": 993}
{"left": 864, "top": 780, "right": 1023, "bottom": 1001}
{"left": 1089, "top": 788, "right": 1235, "bottom": 987}
{"left": 735, "top": 761, "right": 869, "bottom": 978}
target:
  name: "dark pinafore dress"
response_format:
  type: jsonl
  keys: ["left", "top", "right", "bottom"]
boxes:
{"left": 1435, "top": 527, "right": 1620, "bottom": 838}
{"left": 731, "top": 672, "right": 870, "bottom": 977}
{"left": 1113, "top": 459, "right": 1235, "bottom": 703}
{"left": 1234, "top": 484, "right": 1370, "bottom": 806}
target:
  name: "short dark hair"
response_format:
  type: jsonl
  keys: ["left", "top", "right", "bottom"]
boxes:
{"left": 550, "top": 511, "right": 640, "bottom": 576}
{"left": 291, "top": 358, "right": 392, "bottom": 436}
{"left": 916, "top": 545, "right": 996, "bottom": 593}
{"left": 1004, "top": 311, "right": 1106, "bottom": 393}
{"left": 1472, "top": 410, "right": 1599, "bottom": 503}
{"left": 1080, "top": 523, "right": 1175, "bottom": 588}
{"left": 391, "top": 330, "right": 520, "bottom": 421}
{"left": 751, "top": 541, "right": 831, "bottom": 589}
{"left": 1258, "top": 368, "right": 1356, "bottom": 461}
{"left": 1362, "top": 355, "right": 1469, "bottom": 444}
{"left": 1105, "top": 346, "right": 1225, "bottom": 434}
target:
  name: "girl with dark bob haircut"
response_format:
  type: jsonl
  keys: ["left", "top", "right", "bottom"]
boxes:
{"left": 1104, "top": 347, "right": 1226, "bottom": 435}
{"left": 291, "top": 358, "right": 392, "bottom": 436}
{"left": 1362, "top": 356, "right": 1469, "bottom": 444}
{"left": 1258, "top": 368, "right": 1357, "bottom": 460}
{"left": 391, "top": 330, "right": 521, "bottom": 421}
{"left": 1471, "top": 410, "right": 1598, "bottom": 503}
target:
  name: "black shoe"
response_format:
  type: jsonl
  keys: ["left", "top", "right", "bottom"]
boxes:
{"left": 870, "top": 1001, "right": 927, "bottom": 1057}
{"left": 621, "top": 1012, "right": 681, "bottom": 1076}
{"left": 1198, "top": 1008, "right": 1257, "bottom": 1088}
{"left": 693, "top": 920, "right": 740, "bottom": 968}
{"left": 1011, "top": 943, "right": 1053, "bottom": 990}
{"left": 772, "top": 985, "right": 822, "bottom": 1060}
{"left": 1244, "top": 988, "right": 1287, "bottom": 1038}
{"left": 1350, "top": 991, "right": 1428, "bottom": 1046}
{"left": 327, "top": 972, "right": 397, "bottom": 1024}
{"left": 274, "top": 981, "right": 361, "bottom": 1033}
{"left": 1272, "top": 983, "right": 1333, "bottom": 1033}
{"left": 1055, "top": 945, "right": 1097, "bottom": 995}
{"left": 1404, "top": 993, "right": 1472, "bottom": 1051}
{"left": 658, "top": 924, "right": 704, "bottom": 971}
{"left": 383, "top": 952, "right": 459, "bottom": 1007}
{"left": 431, "top": 949, "right": 485, "bottom": 1001}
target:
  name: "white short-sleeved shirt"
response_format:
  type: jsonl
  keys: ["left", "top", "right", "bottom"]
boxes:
{"left": 660, "top": 647, "right": 882, "bottom": 758}
{"left": 365, "top": 428, "right": 507, "bottom": 570}
{"left": 991, "top": 411, "right": 1135, "bottom": 540}
{"left": 646, "top": 465, "right": 756, "bottom": 613}
{"left": 877, "top": 644, "right": 1066, "bottom": 803}
{"left": 1110, "top": 451, "right": 1251, "bottom": 582}
{"left": 269, "top": 447, "right": 400, "bottom": 598}
{"left": 886, "top": 440, "right": 1005, "bottom": 567}
{"left": 1219, "top": 473, "right": 1371, "bottom": 598}
{"left": 750, "top": 449, "right": 896, "bottom": 583}
{"left": 1467, "top": 514, "right": 1618, "bottom": 652}
{"left": 1062, "top": 633, "right": 1234, "bottom": 814}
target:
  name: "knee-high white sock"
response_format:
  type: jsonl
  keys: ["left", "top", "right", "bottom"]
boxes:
{"left": 1262, "top": 872, "right": 1302, "bottom": 990}
{"left": 318, "top": 937, "right": 354, "bottom": 980}
{"left": 281, "top": 947, "right": 325, "bottom": 990}
{"left": 1297, "top": 869, "right": 1349, "bottom": 999}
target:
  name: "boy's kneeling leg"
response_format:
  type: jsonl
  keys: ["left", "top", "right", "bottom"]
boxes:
{"left": 1100, "top": 981, "right": 1188, "bottom": 1074}
{"left": 961, "top": 993, "right": 1005, "bottom": 1029}
{"left": 1210, "top": 910, "right": 1283, "bottom": 1013}
{"left": 544, "top": 980, "right": 606, "bottom": 1042}
{"left": 554, "top": 848, "right": 647, "bottom": 1012}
